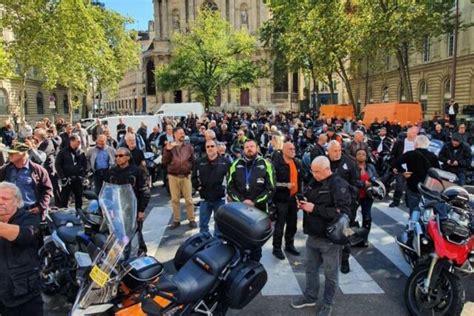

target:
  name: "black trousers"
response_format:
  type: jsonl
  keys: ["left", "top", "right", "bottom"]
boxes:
{"left": 272, "top": 198, "right": 298, "bottom": 249}
{"left": 392, "top": 173, "right": 407, "bottom": 205}
{"left": 0, "top": 295, "right": 43, "bottom": 316}
{"left": 93, "top": 169, "right": 108, "bottom": 195}
{"left": 60, "top": 177, "right": 83, "bottom": 209}
{"left": 342, "top": 196, "right": 359, "bottom": 263}
{"left": 49, "top": 173, "right": 62, "bottom": 207}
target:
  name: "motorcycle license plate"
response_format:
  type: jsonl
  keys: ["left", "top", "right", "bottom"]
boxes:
{"left": 90, "top": 265, "right": 109, "bottom": 287}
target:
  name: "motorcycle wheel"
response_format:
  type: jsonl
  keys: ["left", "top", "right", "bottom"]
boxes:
{"left": 404, "top": 264, "right": 465, "bottom": 316}
{"left": 39, "top": 241, "right": 61, "bottom": 295}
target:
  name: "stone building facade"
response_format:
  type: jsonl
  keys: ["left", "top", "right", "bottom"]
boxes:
{"left": 143, "top": 0, "right": 322, "bottom": 112}
{"left": 350, "top": 0, "right": 474, "bottom": 119}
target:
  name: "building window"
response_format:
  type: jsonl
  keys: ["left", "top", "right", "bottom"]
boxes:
{"left": 447, "top": 31, "right": 454, "bottom": 57}
{"left": 419, "top": 80, "right": 428, "bottom": 112}
{"left": 0, "top": 89, "right": 8, "bottom": 114}
{"left": 172, "top": 9, "right": 180, "bottom": 31}
{"left": 422, "top": 36, "right": 430, "bottom": 63}
{"left": 36, "top": 92, "right": 44, "bottom": 114}
{"left": 63, "top": 94, "right": 69, "bottom": 114}
{"left": 443, "top": 77, "right": 452, "bottom": 108}
{"left": 382, "top": 86, "right": 389, "bottom": 102}
{"left": 146, "top": 60, "right": 156, "bottom": 95}
{"left": 73, "top": 96, "right": 80, "bottom": 114}
{"left": 201, "top": 0, "right": 218, "bottom": 11}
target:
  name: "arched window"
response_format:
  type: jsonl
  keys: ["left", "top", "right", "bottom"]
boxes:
{"left": 0, "top": 89, "right": 7, "bottom": 114}
{"left": 50, "top": 93, "right": 57, "bottom": 111}
{"left": 442, "top": 77, "right": 452, "bottom": 109}
{"left": 419, "top": 80, "right": 428, "bottom": 112}
{"left": 36, "top": 92, "right": 44, "bottom": 114}
{"left": 201, "top": 0, "right": 218, "bottom": 11}
{"left": 240, "top": 3, "right": 249, "bottom": 28}
{"left": 63, "top": 95, "right": 69, "bottom": 114}
{"left": 172, "top": 9, "right": 180, "bottom": 31}
{"left": 73, "top": 96, "right": 80, "bottom": 114}
{"left": 382, "top": 86, "right": 389, "bottom": 102}
{"left": 146, "top": 60, "right": 156, "bottom": 95}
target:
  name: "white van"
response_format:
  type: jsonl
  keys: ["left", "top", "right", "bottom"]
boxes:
{"left": 86, "top": 115, "right": 162, "bottom": 142}
{"left": 156, "top": 102, "right": 204, "bottom": 118}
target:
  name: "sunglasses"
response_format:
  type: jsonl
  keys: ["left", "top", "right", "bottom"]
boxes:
{"left": 206, "top": 145, "right": 216, "bottom": 148}
{"left": 115, "top": 154, "right": 128, "bottom": 158}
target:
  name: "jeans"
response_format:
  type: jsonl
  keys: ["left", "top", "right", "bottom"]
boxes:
{"left": 199, "top": 199, "right": 225, "bottom": 233}
{"left": 304, "top": 236, "right": 341, "bottom": 306}
{"left": 456, "top": 172, "right": 466, "bottom": 186}
{"left": 406, "top": 189, "right": 421, "bottom": 215}
{"left": 272, "top": 198, "right": 298, "bottom": 249}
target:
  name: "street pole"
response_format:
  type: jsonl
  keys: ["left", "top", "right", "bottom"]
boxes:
{"left": 451, "top": 0, "right": 459, "bottom": 100}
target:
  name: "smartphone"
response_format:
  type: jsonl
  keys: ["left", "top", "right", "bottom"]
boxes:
{"left": 295, "top": 193, "right": 306, "bottom": 202}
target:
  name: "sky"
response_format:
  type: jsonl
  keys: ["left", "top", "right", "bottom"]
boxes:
{"left": 102, "top": 0, "right": 154, "bottom": 31}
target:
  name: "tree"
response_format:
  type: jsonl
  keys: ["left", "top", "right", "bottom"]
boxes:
{"left": 0, "top": 0, "right": 57, "bottom": 121}
{"left": 0, "top": 40, "right": 12, "bottom": 77}
{"left": 155, "top": 10, "right": 263, "bottom": 110}
{"left": 358, "top": 0, "right": 455, "bottom": 102}
{"left": 261, "top": 0, "right": 361, "bottom": 112}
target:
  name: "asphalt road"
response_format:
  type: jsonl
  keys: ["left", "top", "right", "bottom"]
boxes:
{"left": 45, "top": 185, "right": 474, "bottom": 315}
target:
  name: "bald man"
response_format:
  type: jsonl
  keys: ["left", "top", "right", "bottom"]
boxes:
{"left": 291, "top": 156, "right": 350, "bottom": 313}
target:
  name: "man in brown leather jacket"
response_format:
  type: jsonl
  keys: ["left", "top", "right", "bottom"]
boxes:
{"left": 162, "top": 127, "right": 196, "bottom": 229}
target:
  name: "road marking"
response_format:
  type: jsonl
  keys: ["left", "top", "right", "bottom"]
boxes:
{"left": 339, "top": 256, "right": 385, "bottom": 294}
{"left": 369, "top": 223, "right": 412, "bottom": 276}
{"left": 375, "top": 202, "right": 409, "bottom": 225}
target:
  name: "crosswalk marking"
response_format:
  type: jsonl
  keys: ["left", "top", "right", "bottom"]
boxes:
{"left": 143, "top": 201, "right": 413, "bottom": 296}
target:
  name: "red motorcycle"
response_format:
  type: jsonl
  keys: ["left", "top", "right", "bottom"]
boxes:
{"left": 402, "top": 169, "right": 474, "bottom": 315}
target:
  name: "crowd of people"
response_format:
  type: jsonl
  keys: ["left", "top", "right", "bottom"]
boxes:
{"left": 0, "top": 109, "right": 472, "bottom": 316}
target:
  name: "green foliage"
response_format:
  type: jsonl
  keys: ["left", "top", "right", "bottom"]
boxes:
{"left": 155, "top": 10, "right": 264, "bottom": 109}
{"left": 0, "top": 40, "right": 12, "bottom": 77}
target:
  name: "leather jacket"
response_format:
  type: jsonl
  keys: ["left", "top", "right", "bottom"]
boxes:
{"left": 162, "top": 143, "right": 195, "bottom": 176}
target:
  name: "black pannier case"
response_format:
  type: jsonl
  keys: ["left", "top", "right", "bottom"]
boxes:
{"left": 223, "top": 260, "right": 267, "bottom": 309}
{"left": 215, "top": 202, "right": 273, "bottom": 249}
{"left": 174, "top": 232, "right": 218, "bottom": 270}
{"left": 122, "top": 256, "right": 163, "bottom": 291}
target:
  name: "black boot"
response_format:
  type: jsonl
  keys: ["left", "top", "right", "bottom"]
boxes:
{"left": 361, "top": 219, "right": 372, "bottom": 247}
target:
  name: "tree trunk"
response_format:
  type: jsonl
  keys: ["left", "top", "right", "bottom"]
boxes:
{"left": 364, "top": 58, "right": 370, "bottom": 106}
{"left": 337, "top": 58, "right": 357, "bottom": 114}
{"left": 395, "top": 46, "right": 413, "bottom": 102}
{"left": 68, "top": 87, "right": 73, "bottom": 123}
{"left": 310, "top": 67, "right": 319, "bottom": 113}
{"left": 327, "top": 73, "right": 335, "bottom": 104}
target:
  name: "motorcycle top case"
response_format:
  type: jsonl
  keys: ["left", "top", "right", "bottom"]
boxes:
{"left": 174, "top": 232, "right": 219, "bottom": 270}
{"left": 223, "top": 260, "right": 268, "bottom": 309}
{"left": 122, "top": 256, "right": 163, "bottom": 291}
{"left": 215, "top": 202, "right": 273, "bottom": 250}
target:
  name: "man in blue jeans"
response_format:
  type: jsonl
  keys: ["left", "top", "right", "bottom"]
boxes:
{"left": 192, "top": 139, "right": 230, "bottom": 233}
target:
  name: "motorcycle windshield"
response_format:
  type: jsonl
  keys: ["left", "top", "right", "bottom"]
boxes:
{"left": 99, "top": 183, "right": 137, "bottom": 243}
{"left": 71, "top": 183, "right": 137, "bottom": 316}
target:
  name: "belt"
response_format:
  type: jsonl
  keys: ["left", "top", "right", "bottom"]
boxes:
{"left": 170, "top": 174, "right": 189, "bottom": 178}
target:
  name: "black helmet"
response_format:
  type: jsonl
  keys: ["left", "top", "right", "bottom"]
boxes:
{"left": 367, "top": 179, "right": 386, "bottom": 201}
{"left": 442, "top": 186, "right": 470, "bottom": 207}
{"left": 326, "top": 214, "right": 368, "bottom": 245}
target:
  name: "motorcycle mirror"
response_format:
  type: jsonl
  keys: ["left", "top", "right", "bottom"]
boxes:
{"left": 141, "top": 298, "right": 164, "bottom": 316}
{"left": 84, "top": 190, "right": 98, "bottom": 200}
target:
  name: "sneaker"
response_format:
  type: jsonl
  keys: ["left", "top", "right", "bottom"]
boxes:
{"left": 189, "top": 221, "right": 198, "bottom": 229}
{"left": 285, "top": 245, "right": 301, "bottom": 256}
{"left": 272, "top": 248, "right": 285, "bottom": 260}
{"left": 317, "top": 304, "right": 333, "bottom": 316}
{"left": 341, "top": 259, "right": 350, "bottom": 274}
{"left": 389, "top": 202, "right": 399, "bottom": 207}
{"left": 169, "top": 222, "right": 180, "bottom": 230}
{"left": 290, "top": 296, "right": 317, "bottom": 309}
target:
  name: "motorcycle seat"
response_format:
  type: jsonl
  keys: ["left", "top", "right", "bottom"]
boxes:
{"left": 57, "top": 225, "right": 83, "bottom": 244}
{"left": 163, "top": 242, "right": 236, "bottom": 304}
{"left": 50, "top": 211, "right": 82, "bottom": 227}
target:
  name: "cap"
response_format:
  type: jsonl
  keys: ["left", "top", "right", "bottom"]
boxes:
{"left": 1, "top": 142, "right": 30, "bottom": 153}
{"left": 451, "top": 133, "right": 462, "bottom": 142}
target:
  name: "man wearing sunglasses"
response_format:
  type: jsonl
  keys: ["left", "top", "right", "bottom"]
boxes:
{"left": 106, "top": 147, "right": 150, "bottom": 253}
{"left": 192, "top": 139, "right": 229, "bottom": 234}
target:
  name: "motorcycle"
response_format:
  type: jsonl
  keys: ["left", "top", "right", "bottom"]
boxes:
{"left": 396, "top": 168, "right": 474, "bottom": 315}
{"left": 144, "top": 143, "right": 162, "bottom": 186}
{"left": 39, "top": 191, "right": 106, "bottom": 301}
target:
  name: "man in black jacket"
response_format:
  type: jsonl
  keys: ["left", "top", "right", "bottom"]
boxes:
{"left": 0, "top": 182, "right": 43, "bottom": 316}
{"left": 55, "top": 134, "right": 87, "bottom": 209}
{"left": 309, "top": 133, "right": 327, "bottom": 162}
{"left": 271, "top": 142, "right": 304, "bottom": 260}
{"left": 394, "top": 135, "right": 440, "bottom": 215}
{"left": 107, "top": 147, "right": 150, "bottom": 253}
{"left": 192, "top": 139, "right": 230, "bottom": 234}
{"left": 290, "top": 156, "right": 350, "bottom": 315}
{"left": 439, "top": 133, "right": 472, "bottom": 185}
{"left": 327, "top": 140, "right": 362, "bottom": 274}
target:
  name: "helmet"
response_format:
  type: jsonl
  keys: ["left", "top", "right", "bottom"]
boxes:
{"left": 326, "top": 214, "right": 369, "bottom": 245}
{"left": 367, "top": 179, "right": 386, "bottom": 201}
{"left": 442, "top": 186, "right": 470, "bottom": 207}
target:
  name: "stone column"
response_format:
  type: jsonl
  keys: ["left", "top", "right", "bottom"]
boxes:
{"left": 163, "top": 0, "right": 169, "bottom": 39}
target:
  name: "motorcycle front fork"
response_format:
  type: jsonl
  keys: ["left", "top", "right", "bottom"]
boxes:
{"left": 422, "top": 254, "right": 439, "bottom": 294}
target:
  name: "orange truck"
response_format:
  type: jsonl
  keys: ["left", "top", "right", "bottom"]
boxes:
{"left": 361, "top": 102, "right": 423, "bottom": 127}
{"left": 319, "top": 104, "right": 355, "bottom": 120}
